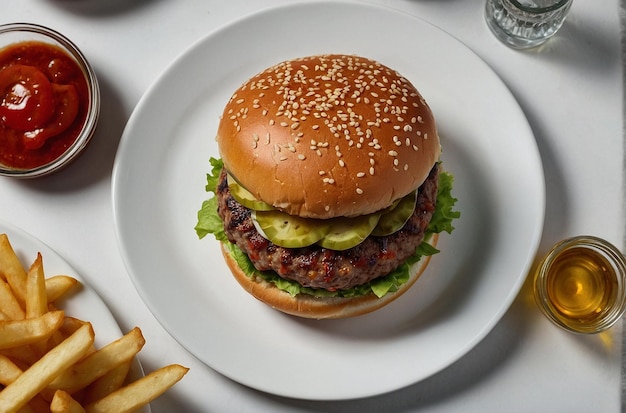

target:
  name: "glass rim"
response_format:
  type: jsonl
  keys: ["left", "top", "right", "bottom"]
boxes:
{"left": 508, "top": 0, "right": 572, "bottom": 13}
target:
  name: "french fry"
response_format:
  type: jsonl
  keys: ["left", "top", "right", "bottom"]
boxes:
{"left": 51, "top": 390, "right": 86, "bottom": 413}
{"left": 82, "top": 360, "right": 131, "bottom": 405}
{"left": 49, "top": 327, "right": 146, "bottom": 394}
{"left": 84, "top": 364, "right": 189, "bottom": 413}
{"left": 0, "top": 278, "right": 25, "bottom": 321}
{"left": 45, "top": 276, "right": 79, "bottom": 303}
{"left": 26, "top": 254, "right": 47, "bottom": 319}
{"left": 0, "top": 342, "right": 40, "bottom": 367}
{"left": 0, "top": 353, "right": 23, "bottom": 386}
{"left": 45, "top": 317, "right": 88, "bottom": 351}
{"left": 0, "top": 233, "right": 28, "bottom": 305}
{"left": 0, "top": 311, "right": 64, "bottom": 350}
{"left": 0, "top": 355, "right": 51, "bottom": 411}
{"left": 0, "top": 323, "right": 95, "bottom": 412}
{"left": 61, "top": 317, "right": 88, "bottom": 338}
{"left": 0, "top": 234, "right": 189, "bottom": 411}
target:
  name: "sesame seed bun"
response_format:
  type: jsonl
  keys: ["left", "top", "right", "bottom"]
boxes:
{"left": 220, "top": 234, "right": 438, "bottom": 319}
{"left": 217, "top": 54, "right": 441, "bottom": 219}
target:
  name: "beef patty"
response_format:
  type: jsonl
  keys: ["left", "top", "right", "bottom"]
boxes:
{"left": 216, "top": 164, "right": 439, "bottom": 291}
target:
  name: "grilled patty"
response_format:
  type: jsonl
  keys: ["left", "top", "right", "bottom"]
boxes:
{"left": 216, "top": 164, "right": 439, "bottom": 291}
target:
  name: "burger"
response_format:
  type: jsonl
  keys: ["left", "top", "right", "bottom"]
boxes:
{"left": 196, "top": 54, "right": 459, "bottom": 319}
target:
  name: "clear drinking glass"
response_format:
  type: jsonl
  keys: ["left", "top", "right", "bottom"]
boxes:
{"left": 534, "top": 236, "right": 626, "bottom": 334}
{"left": 485, "top": 0, "right": 573, "bottom": 49}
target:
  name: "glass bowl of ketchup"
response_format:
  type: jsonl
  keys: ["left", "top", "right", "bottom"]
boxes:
{"left": 0, "top": 23, "right": 100, "bottom": 178}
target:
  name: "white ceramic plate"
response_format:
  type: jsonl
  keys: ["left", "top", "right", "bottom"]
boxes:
{"left": 112, "top": 1, "right": 545, "bottom": 400}
{"left": 0, "top": 220, "right": 149, "bottom": 411}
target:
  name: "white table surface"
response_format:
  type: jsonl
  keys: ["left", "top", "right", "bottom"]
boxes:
{"left": 2, "top": 0, "right": 623, "bottom": 411}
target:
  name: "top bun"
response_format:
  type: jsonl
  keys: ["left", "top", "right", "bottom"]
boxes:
{"left": 217, "top": 54, "right": 441, "bottom": 219}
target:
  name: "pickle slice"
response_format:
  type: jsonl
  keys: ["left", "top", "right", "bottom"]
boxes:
{"left": 317, "top": 214, "right": 381, "bottom": 251}
{"left": 372, "top": 190, "right": 417, "bottom": 236}
{"left": 227, "top": 174, "right": 275, "bottom": 211}
{"left": 252, "top": 210, "right": 330, "bottom": 248}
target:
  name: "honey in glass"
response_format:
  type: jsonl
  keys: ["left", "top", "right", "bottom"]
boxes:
{"left": 534, "top": 236, "right": 626, "bottom": 334}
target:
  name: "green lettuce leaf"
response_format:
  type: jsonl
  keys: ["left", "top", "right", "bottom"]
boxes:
{"left": 429, "top": 170, "right": 460, "bottom": 234}
{"left": 195, "top": 158, "right": 226, "bottom": 240}
{"left": 195, "top": 159, "right": 460, "bottom": 299}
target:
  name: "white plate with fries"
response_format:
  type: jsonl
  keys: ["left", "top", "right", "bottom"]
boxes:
{"left": 0, "top": 222, "right": 187, "bottom": 412}
{"left": 112, "top": 1, "right": 544, "bottom": 401}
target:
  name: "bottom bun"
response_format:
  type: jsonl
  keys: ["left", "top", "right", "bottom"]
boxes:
{"left": 220, "top": 234, "right": 438, "bottom": 319}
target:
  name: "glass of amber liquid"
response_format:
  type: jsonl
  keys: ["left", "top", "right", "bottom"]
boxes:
{"left": 534, "top": 236, "right": 626, "bottom": 334}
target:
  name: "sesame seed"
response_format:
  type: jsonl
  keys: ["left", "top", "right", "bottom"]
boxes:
{"left": 356, "top": 188, "right": 364, "bottom": 194}
{"left": 356, "top": 172, "right": 366, "bottom": 178}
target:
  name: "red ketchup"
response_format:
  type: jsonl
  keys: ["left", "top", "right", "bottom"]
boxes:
{"left": 0, "top": 41, "right": 89, "bottom": 169}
